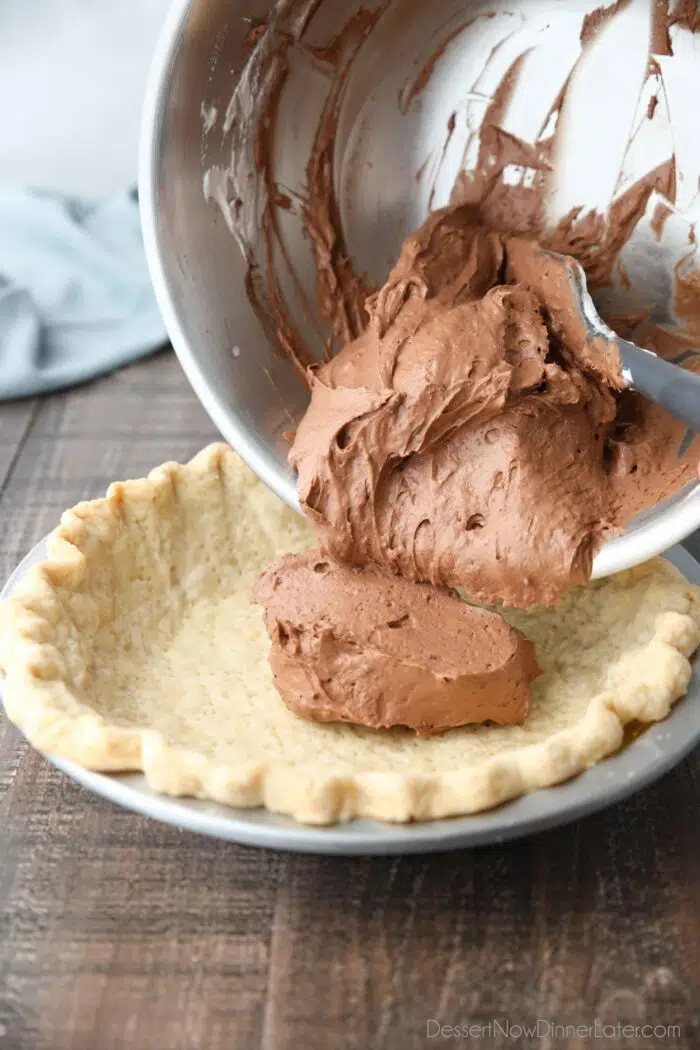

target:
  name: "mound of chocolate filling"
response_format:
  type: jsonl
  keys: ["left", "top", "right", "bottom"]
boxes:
{"left": 253, "top": 550, "right": 540, "bottom": 735}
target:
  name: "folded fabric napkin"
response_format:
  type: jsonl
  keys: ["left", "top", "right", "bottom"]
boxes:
{"left": 0, "top": 189, "right": 167, "bottom": 400}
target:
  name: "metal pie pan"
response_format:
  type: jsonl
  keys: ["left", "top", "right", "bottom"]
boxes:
{"left": 2, "top": 539, "right": 700, "bottom": 854}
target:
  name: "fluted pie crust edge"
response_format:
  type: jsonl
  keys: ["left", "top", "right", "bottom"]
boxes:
{"left": 1, "top": 444, "right": 699, "bottom": 825}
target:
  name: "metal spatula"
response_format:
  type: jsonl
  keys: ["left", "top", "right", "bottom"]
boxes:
{"left": 562, "top": 253, "right": 700, "bottom": 433}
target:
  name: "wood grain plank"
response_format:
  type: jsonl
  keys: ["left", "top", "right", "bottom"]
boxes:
{"left": 0, "top": 398, "right": 39, "bottom": 496}
{"left": 0, "top": 353, "right": 217, "bottom": 581}
{"left": 0, "top": 756, "right": 280, "bottom": 1050}
{"left": 2, "top": 355, "right": 700, "bottom": 1050}
{"left": 260, "top": 757, "right": 700, "bottom": 1050}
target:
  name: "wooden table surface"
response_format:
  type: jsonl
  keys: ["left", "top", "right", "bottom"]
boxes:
{"left": 1, "top": 352, "right": 699, "bottom": 1050}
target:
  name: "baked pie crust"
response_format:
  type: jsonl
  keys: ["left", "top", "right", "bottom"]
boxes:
{"left": 1, "top": 443, "right": 699, "bottom": 825}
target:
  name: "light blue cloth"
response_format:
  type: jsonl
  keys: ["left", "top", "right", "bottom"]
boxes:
{"left": 0, "top": 189, "right": 167, "bottom": 400}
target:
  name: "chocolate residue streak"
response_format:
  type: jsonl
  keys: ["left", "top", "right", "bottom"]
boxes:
{"left": 612, "top": 306, "right": 653, "bottom": 335}
{"left": 605, "top": 307, "right": 652, "bottom": 339}
{"left": 243, "top": 21, "right": 268, "bottom": 54}
{"left": 580, "top": 0, "right": 632, "bottom": 45}
{"left": 446, "top": 5, "right": 683, "bottom": 297}
{"left": 544, "top": 158, "right": 677, "bottom": 289}
{"left": 399, "top": 17, "right": 479, "bottom": 114}
{"left": 451, "top": 55, "right": 553, "bottom": 242}
{"left": 427, "top": 111, "right": 458, "bottom": 212}
{"left": 669, "top": 0, "right": 700, "bottom": 32}
{"left": 617, "top": 261, "right": 633, "bottom": 290}
{"left": 256, "top": 59, "right": 316, "bottom": 385}
{"left": 651, "top": 0, "right": 673, "bottom": 55}
{"left": 634, "top": 318, "right": 700, "bottom": 359}
{"left": 674, "top": 255, "right": 700, "bottom": 332}
{"left": 302, "top": 7, "right": 382, "bottom": 352}
{"left": 647, "top": 94, "right": 659, "bottom": 119}
{"left": 222, "top": 11, "right": 322, "bottom": 385}
{"left": 651, "top": 199, "right": 673, "bottom": 240}
{"left": 538, "top": 78, "right": 570, "bottom": 140}
{"left": 414, "top": 154, "right": 431, "bottom": 184}
{"left": 648, "top": 54, "right": 663, "bottom": 77}
{"left": 271, "top": 191, "right": 293, "bottom": 210}
{"left": 223, "top": 0, "right": 366, "bottom": 389}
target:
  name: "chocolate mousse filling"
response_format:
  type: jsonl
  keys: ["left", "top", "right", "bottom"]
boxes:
{"left": 253, "top": 550, "right": 540, "bottom": 734}
{"left": 289, "top": 204, "right": 697, "bottom": 610}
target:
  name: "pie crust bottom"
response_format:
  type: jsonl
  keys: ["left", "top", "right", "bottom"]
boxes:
{"left": 2, "top": 444, "right": 699, "bottom": 825}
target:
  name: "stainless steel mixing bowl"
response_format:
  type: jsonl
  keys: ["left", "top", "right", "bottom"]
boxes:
{"left": 139, "top": 0, "right": 700, "bottom": 577}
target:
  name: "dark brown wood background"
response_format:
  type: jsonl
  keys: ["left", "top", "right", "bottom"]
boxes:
{"left": 1, "top": 353, "right": 699, "bottom": 1050}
